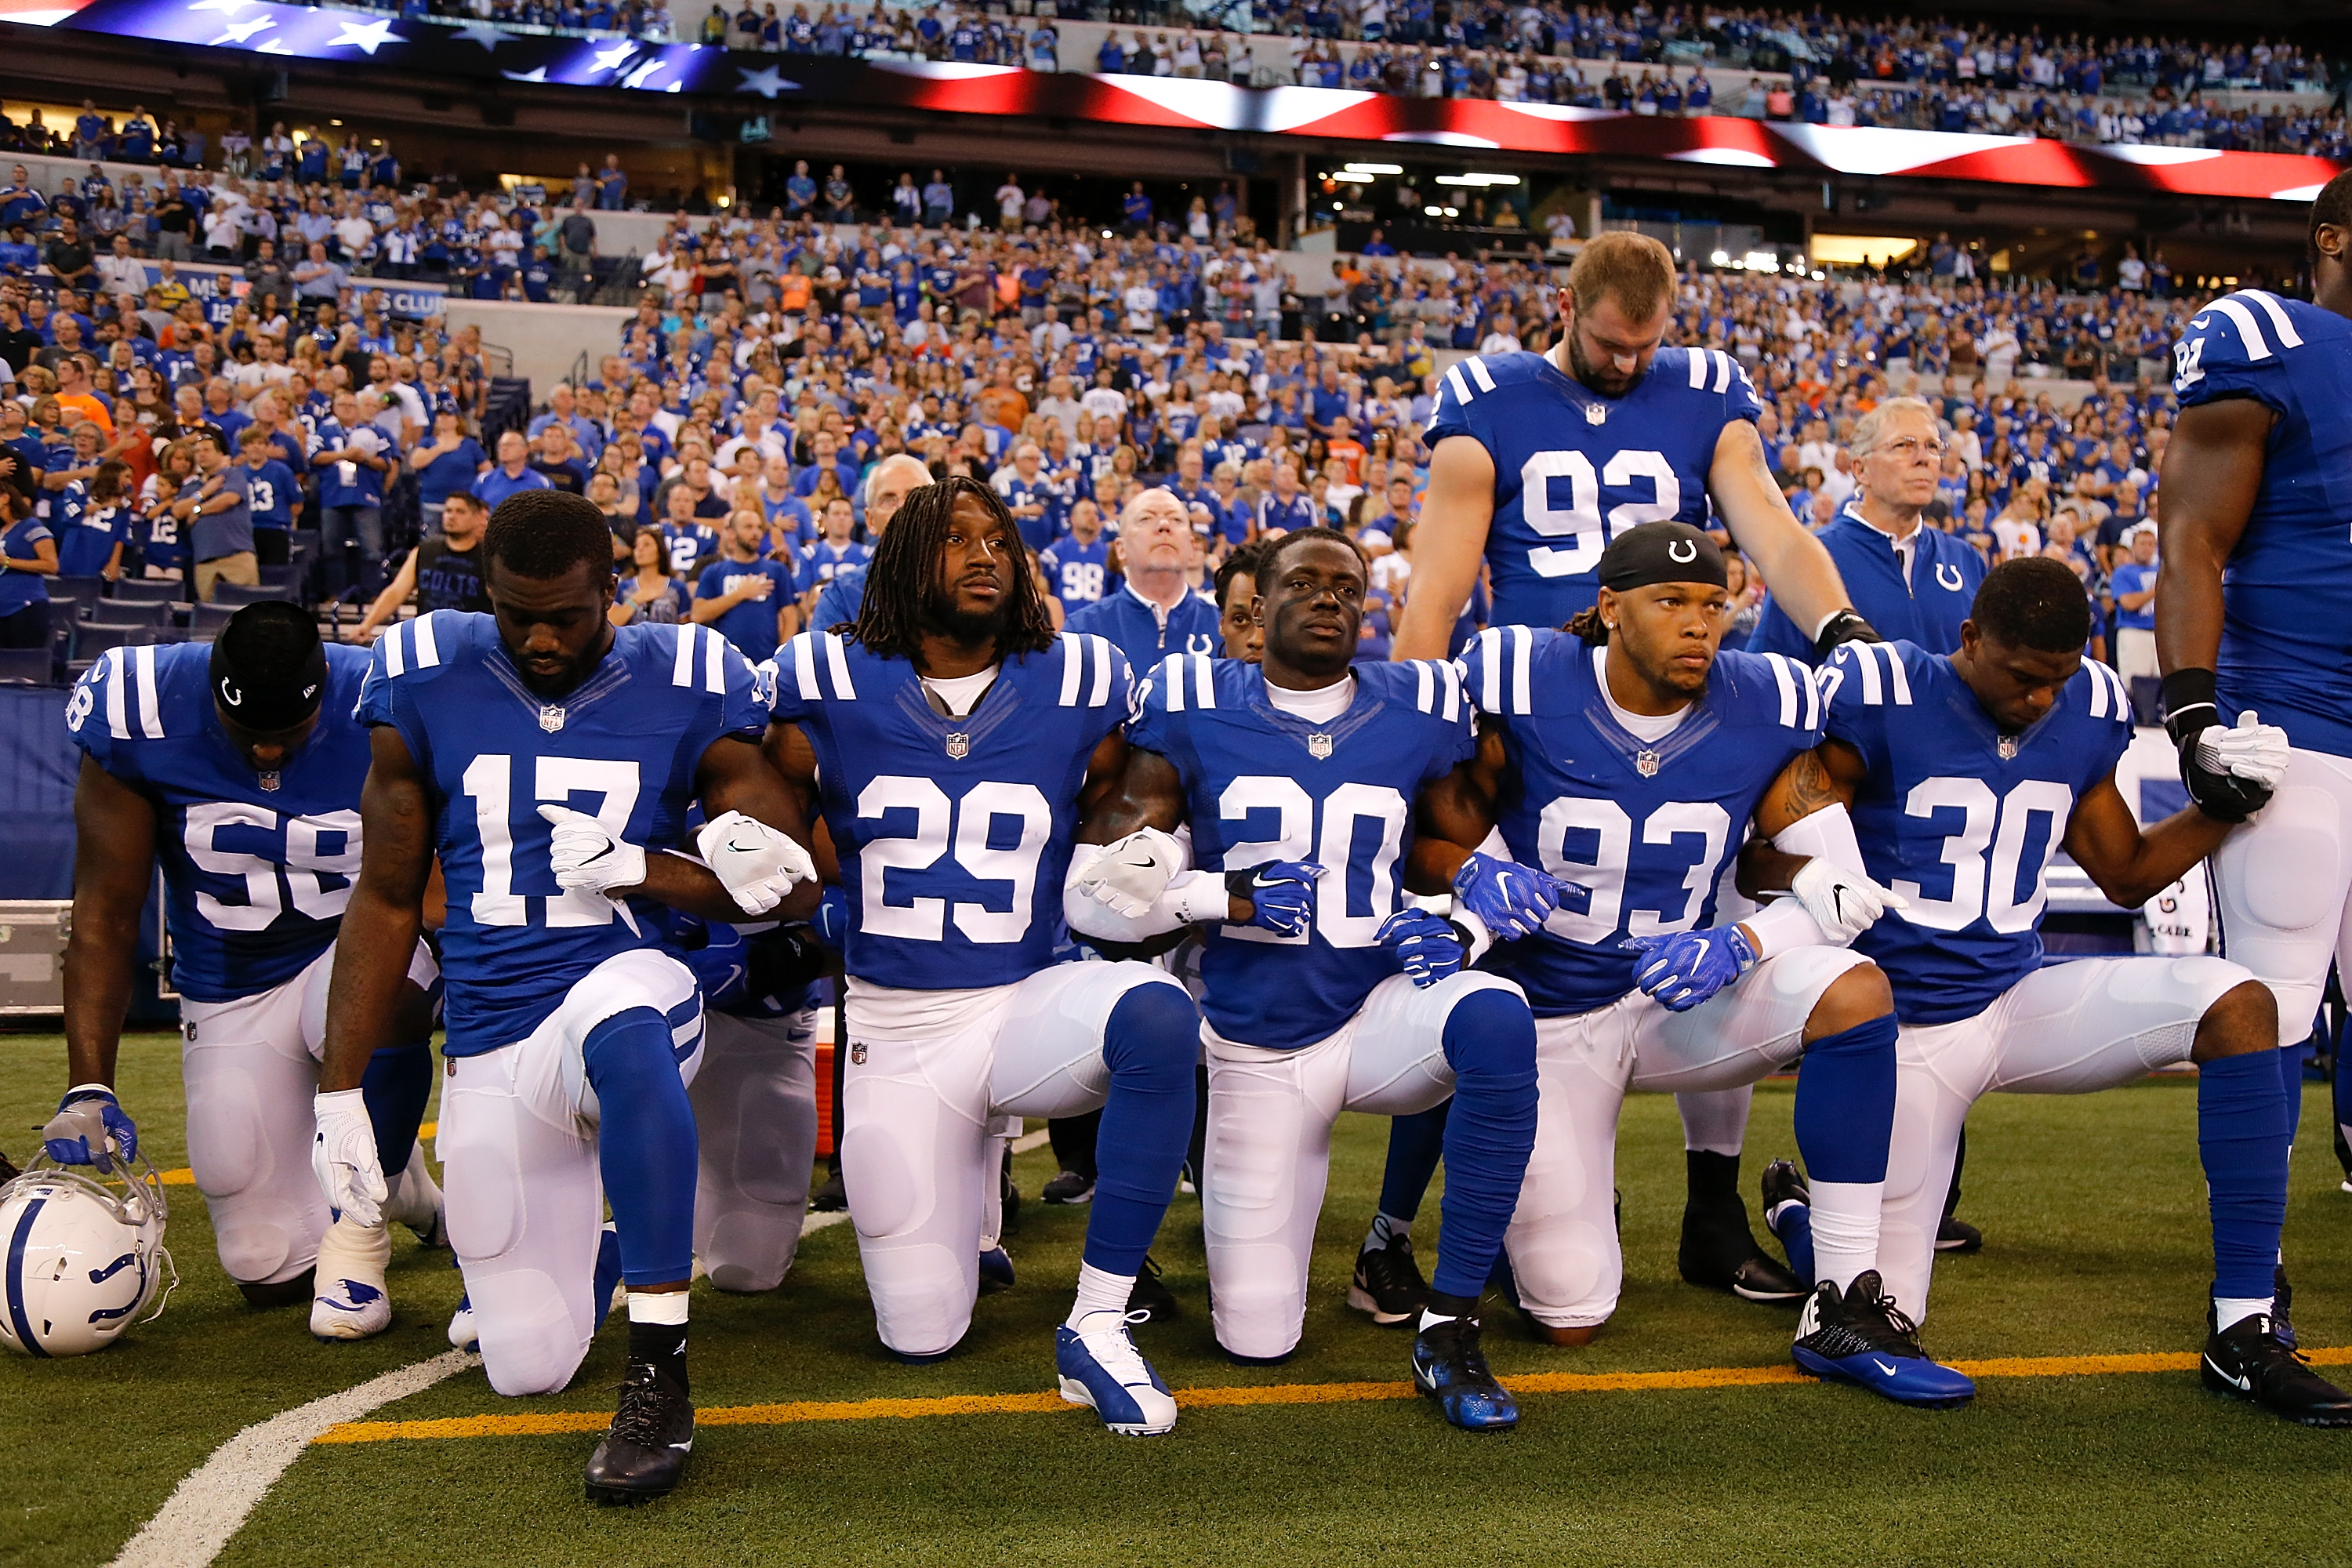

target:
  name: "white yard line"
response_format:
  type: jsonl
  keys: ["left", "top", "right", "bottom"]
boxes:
{"left": 107, "top": 1349, "right": 477, "bottom": 1568}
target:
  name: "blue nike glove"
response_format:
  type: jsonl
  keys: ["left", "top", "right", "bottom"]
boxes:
{"left": 1377, "top": 908, "right": 1472, "bottom": 988}
{"left": 1226, "top": 860, "right": 1324, "bottom": 938}
{"left": 1452, "top": 851, "right": 1586, "bottom": 940}
{"left": 811, "top": 886, "right": 850, "bottom": 951}
{"left": 1622, "top": 926, "right": 1758, "bottom": 1013}
{"left": 43, "top": 1087, "right": 137, "bottom": 1172}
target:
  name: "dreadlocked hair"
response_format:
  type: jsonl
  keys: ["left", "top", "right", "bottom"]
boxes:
{"left": 847, "top": 474, "right": 1057, "bottom": 665}
{"left": 1565, "top": 604, "right": 1610, "bottom": 644}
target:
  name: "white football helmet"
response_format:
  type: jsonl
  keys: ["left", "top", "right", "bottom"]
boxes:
{"left": 0, "top": 1152, "right": 176, "bottom": 1358}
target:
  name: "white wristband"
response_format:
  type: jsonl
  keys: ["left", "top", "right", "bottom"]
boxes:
{"left": 1738, "top": 897, "right": 1829, "bottom": 961}
{"left": 1168, "top": 872, "right": 1233, "bottom": 926}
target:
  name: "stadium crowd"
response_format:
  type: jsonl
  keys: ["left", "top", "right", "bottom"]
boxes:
{"left": 74, "top": 0, "right": 2328, "bottom": 162}
{"left": 0, "top": 179, "right": 2194, "bottom": 702}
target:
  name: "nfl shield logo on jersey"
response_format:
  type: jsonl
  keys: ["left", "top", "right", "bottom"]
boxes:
{"left": 1308, "top": 732, "right": 1334, "bottom": 760}
{"left": 538, "top": 704, "right": 567, "bottom": 733}
{"left": 1998, "top": 736, "right": 2020, "bottom": 760}
{"left": 946, "top": 732, "right": 971, "bottom": 760}
{"left": 1584, "top": 403, "right": 1606, "bottom": 426}
{"left": 1635, "top": 749, "right": 1661, "bottom": 777}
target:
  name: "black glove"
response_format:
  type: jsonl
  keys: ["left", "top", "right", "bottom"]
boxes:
{"left": 2162, "top": 666, "right": 2271, "bottom": 822}
{"left": 1812, "top": 608, "right": 1882, "bottom": 660}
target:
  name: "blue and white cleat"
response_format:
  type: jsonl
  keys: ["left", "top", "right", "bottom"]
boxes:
{"left": 448, "top": 1292, "right": 478, "bottom": 1352}
{"left": 1056, "top": 1314, "right": 1178, "bottom": 1436}
{"left": 310, "top": 1217, "right": 393, "bottom": 1341}
{"left": 1411, "top": 1315, "right": 1519, "bottom": 1430}
{"left": 978, "top": 1247, "right": 1016, "bottom": 1295}
{"left": 1792, "top": 1270, "right": 1974, "bottom": 1409}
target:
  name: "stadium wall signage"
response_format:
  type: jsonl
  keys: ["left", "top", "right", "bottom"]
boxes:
{"left": 22, "top": 0, "right": 2343, "bottom": 203}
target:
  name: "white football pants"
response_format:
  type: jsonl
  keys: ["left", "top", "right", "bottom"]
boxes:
{"left": 2209, "top": 746, "right": 2352, "bottom": 1049}
{"left": 179, "top": 938, "right": 437, "bottom": 1287}
{"left": 690, "top": 1006, "right": 821, "bottom": 1294}
{"left": 840, "top": 960, "right": 1190, "bottom": 1358}
{"left": 1880, "top": 954, "right": 2250, "bottom": 1323}
{"left": 1507, "top": 946, "right": 1868, "bottom": 1331}
{"left": 437, "top": 948, "right": 703, "bottom": 1398}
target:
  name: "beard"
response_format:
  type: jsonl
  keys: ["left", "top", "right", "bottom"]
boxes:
{"left": 924, "top": 582, "right": 1010, "bottom": 644}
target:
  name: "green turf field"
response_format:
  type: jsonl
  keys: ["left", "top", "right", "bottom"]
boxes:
{"left": 8, "top": 1029, "right": 2352, "bottom": 1568}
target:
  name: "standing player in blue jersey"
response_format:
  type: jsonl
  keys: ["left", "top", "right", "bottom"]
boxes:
{"left": 318, "top": 491, "right": 822, "bottom": 1504}
{"left": 763, "top": 477, "right": 1198, "bottom": 1436}
{"left": 1065, "top": 488, "right": 1221, "bottom": 672}
{"left": 1435, "top": 523, "right": 1970, "bottom": 1407}
{"left": 53, "top": 604, "right": 446, "bottom": 1341}
{"left": 1065, "top": 526, "right": 1541, "bottom": 1430}
{"left": 1039, "top": 496, "right": 1112, "bottom": 621}
{"left": 1745, "top": 561, "right": 2348, "bottom": 1424}
{"left": 2156, "top": 175, "right": 2352, "bottom": 1185}
{"left": 1392, "top": 230, "right": 1883, "bottom": 1305}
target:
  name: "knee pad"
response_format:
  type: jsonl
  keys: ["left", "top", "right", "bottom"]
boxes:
{"left": 473, "top": 1266, "right": 591, "bottom": 1398}
{"left": 2231, "top": 785, "right": 2341, "bottom": 933}
{"left": 1210, "top": 1243, "right": 1306, "bottom": 1361}
{"left": 702, "top": 1209, "right": 797, "bottom": 1294}
{"left": 1104, "top": 980, "right": 1200, "bottom": 1081}
{"left": 1440, "top": 985, "right": 1538, "bottom": 1085}
{"left": 1506, "top": 1223, "right": 1617, "bottom": 1328}
{"left": 860, "top": 1240, "right": 972, "bottom": 1357}
{"left": 183, "top": 1055, "right": 274, "bottom": 1201}
{"left": 213, "top": 1215, "right": 303, "bottom": 1287}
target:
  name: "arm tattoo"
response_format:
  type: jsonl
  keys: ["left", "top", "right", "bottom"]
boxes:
{"left": 1781, "top": 749, "right": 1841, "bottom": 820}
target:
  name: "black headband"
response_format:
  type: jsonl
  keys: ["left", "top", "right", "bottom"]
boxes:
{"left": 209, "top": 604, "right": 328, "bottom": 733}
{"left": 1599, "top": 521, "right": 1729, "bottom": 593}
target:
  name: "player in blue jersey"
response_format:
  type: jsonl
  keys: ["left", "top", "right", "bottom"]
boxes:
{"left": 1744, "top": 394, "right": 1992, "bottom": 1256}
{"left": 1433, "top": 523, "right": 1970, "bottom": 1407}
{"left": 1039, "top": 498, "right": 1112, "bottom": 619}
{"left": 1065, "top": 527, "right": 1541, "bottom": 1430}
{"left": 318, "top": 491, "right": 822, "bottom": 1504}
{"left": 53, "top": 604, "right": 446, "bottom": 1341}
{"left": 1394, "top": 234, "right": 1886, "bottom": 1307}
{"left": 1745, "top": 560, "right": 2350, "bottom": 1425}
{"left": 763, "top": 476, "right": 1198, "bottom": 1436}
{"left": 2156, "top": 174, "right": 2352, "bottom": 1189}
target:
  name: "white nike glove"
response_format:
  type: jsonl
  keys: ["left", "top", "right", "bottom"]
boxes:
{"left": 311, "top": 1087, "right": 387, "bottom": 1228}
{"left": 695, "top": 809, "right": 817, "bottom": 916}
{"left": 1790, "top": 855, "right": 1909, "bottom": 945}
{"left": 537, "top": 804, "right": 647, "bottom": 897}
{"left": 1073, "top": 827, "right": 1188, "bottom": 918}
{"left": 2197, "top": 709, "right": 2290, "bottom": 793}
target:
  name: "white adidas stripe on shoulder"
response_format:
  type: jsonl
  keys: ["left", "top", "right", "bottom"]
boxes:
{"left": 822, "top": 632, "right": 858, "bottom": 699}
{"left": 1443, "top": 364, "right": 1475, "bottom": 408}
{"left": 1843, "top": 641, "right": 1913, "bottom": 706}
{"left": 1759, "top": 652, "right": 1802, "bottom": 729}
{"left": 2238, "top": 289, "right": 2303, "bottom": 353}
{"left": 2203, "top": 296, "right": 2275, "bottom": 361}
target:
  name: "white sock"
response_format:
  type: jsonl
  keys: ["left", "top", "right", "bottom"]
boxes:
{"left": 1364, "top": 1212, "right": 1410, "bottom": 1253}
{"left": 2214, "top": 1296, "right": 2274, "bottom": 1333}
{"left": 1675, "top": 1087, "right": 1751, "bottom": 1156}
{"left": 1806, "top": 1178, "right": 1886, "bottom": 1294}
{"left": 627, "top": 1290, "right": 690, "bottom": 1326}
{"left": 1066, "top": 1261, "right": 1134, "bottom": 1330}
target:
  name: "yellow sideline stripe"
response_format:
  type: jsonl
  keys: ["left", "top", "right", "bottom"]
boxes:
{"left": 161, "top": 1123, "right": 438, "bottom": 1185}
{"left": 317, "top": 1345, "right": 2352, "bottom": 1446}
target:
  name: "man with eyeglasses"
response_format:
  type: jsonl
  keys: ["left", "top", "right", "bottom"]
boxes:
{"left": 1749, "top": 397, "right": 1987, "bottom": 663}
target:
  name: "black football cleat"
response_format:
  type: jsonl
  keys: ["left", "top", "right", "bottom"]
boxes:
{"left": 1042, "top": 1169, "right": 1096, "bottom": 1205}
{"left": 1792, "top": 1271, "right": 1976, "bottom": 1408}
{"left": 2202, "top": 1308, "right": 2352, "bottom": 1427}
{"left": 2273, "top": 1264, "right": 2296, "bottom": 1349}
{"left": 809, "top": 1169, "right": 848, "bottom": 1214}
{"left": 1348, "top": 1234, "right": 1430, "bottom": 1327}
{"left": 1411, "top": 1315, "right": 1518, "bottom": 1431}
{"left": 1127, "top": 1255, "right": 1178, "bottom": 1323}
{"left": 1680, "top": 1201, "right": 1806, "bottom": 1305}
{"left": 584, "top": 1360, "right": 695, "bottom": 1505}
{"left": 1935, "top": 1214, "right": 1984, "bottom": 1253}
{"left": 1760, "top": 1157, "right": 1809, "bottom": 1216}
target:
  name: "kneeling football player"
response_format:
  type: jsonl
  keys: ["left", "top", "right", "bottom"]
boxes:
{"left": 321, "top": 492, "right": 823, "bottom": 1504}
{"left": 1428, "top": 523, "right": 1973, "bottom": 1407}
{"left": 1068, "top": 525, "right": 1541, "bottom": 1429}
{"left": 1746, "top": 558, "right": 2352, "bottom": 1425}
{"left": 55, "top": 602, "right": 445, "bottom": 1341}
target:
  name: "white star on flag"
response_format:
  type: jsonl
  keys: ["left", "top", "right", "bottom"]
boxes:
{"left": 590, "top": 39, "right": 635, "bottom": 71}
{"left": 622, "top": 56, "right": 666, "bottom": 88}
{"left": 257, "top": 37, "right": 292, "bottom": 51}
{"left": 499, "top": 65, "right": 549, "bottom": 81}
{"left": 736, "top": 65, "right": 794, "bottom": 98}
{"left": 209, "top": 13, "right": 271, "bottom": 42}
{"left": 187, "top": 0, "right": 255, "bottom": 13}
{"left": 452, "top": 20, "right": 508, "bottom": 49}
{"left": 325, "top": 16, "right": 401, "bottom": 53}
